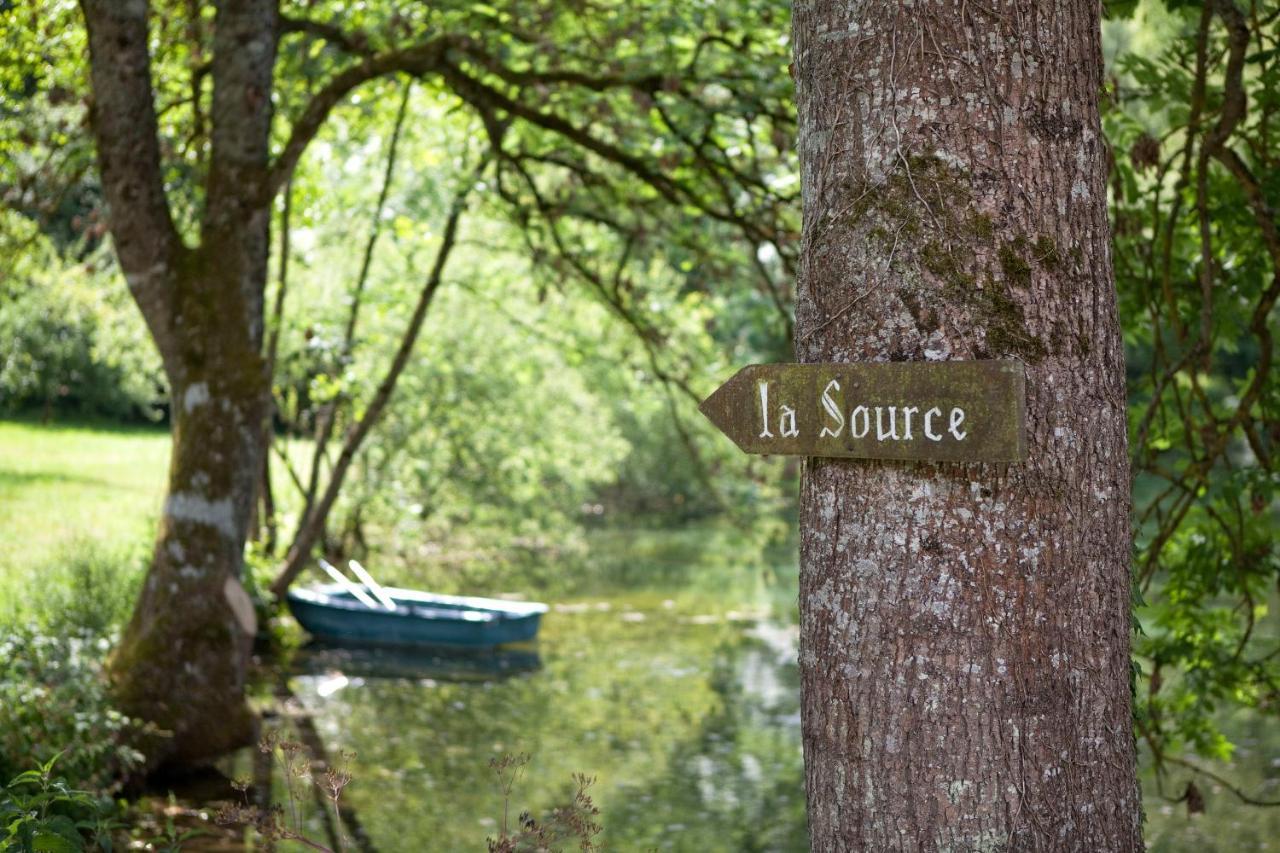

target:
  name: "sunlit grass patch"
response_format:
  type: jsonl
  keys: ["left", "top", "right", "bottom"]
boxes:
{"left": 0, "top": 419, "right": 168, "bottom": 618}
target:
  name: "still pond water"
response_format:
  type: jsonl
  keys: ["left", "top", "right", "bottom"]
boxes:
{"left": 221, "top": 531, "right": 1278, "bottom": 852}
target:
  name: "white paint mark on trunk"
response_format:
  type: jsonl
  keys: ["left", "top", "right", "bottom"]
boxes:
{"left": 184, "top": 382, "right": 211, "bottom": 412}
{"left": 166, "top": 492, "right": 236, "bottom": 538}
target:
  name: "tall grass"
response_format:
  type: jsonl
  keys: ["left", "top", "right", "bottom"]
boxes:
{"left": 36, "top": 539, "right": 147, "bottom": 635}
{"left": 0, "top": 538, "right": 147, "bottom": 636}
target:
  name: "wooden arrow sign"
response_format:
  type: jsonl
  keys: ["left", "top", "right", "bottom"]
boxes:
{"left": 698, "top": 360, "right": 1026, "bottom": 463}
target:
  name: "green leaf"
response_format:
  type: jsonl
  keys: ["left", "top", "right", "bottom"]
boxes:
{"left": 40, "top": 751, "right": 64, "bottom": 776}
{"left": 31, "top": 830, "right": 81, "bottom": 853}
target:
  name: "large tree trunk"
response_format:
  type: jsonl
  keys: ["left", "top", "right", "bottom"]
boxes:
{"left": 110, "top": 263, "right": 269, "bottom": 763}
{"left": 81, "top": 0, "right": 277, "bottom": 767}
{"left": 792, "top": 0, "right": 1141, "bottom": 849}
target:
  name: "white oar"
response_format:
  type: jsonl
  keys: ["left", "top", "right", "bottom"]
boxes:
{"left": 348, "top": 559, "right": 397, "bottom": 611}
{"left": 317, "top": 557, "right": 380, "bottom": 609}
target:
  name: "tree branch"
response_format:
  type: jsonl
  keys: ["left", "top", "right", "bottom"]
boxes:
{"left": 294, "top": 80, "right": 413, "bottom": 548}
{"left": 454, "top": 46, "right": 666, "bottom": 93}
{"left": 271, "top": 158, "right": 486, "bottom": 597}
{"left": 279, "top": 14, "right": 376, "bottom": 57}
{"left": 439, "top": 59, "right": 783, "bottom": 250}
{"left": 1163, "top": 756, "right": 1280, "bottom": 807}
{"left": 78, "top": 0, "right": 181, "bottom": 338}
{"left": 205, "top": 0, "right": 278, "bottom": 237}
{"left": 265, "top": 38, "right": 458, "bottom": 200}
{"left": 344, "top": 80, "right": 414, "bottom": 343}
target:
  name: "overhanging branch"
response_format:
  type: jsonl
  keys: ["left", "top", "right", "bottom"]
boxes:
{"left": 265, "top": 37, "right": 459, "bottom": 200}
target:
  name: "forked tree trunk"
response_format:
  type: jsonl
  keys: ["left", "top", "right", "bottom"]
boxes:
{"left": 791, "top": 0, "right": 1141, "bottom": 848}
{"left": 81, "top": 0, "right": 276, "bottom": 767}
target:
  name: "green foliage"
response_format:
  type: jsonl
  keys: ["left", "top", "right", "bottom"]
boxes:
{"left": 0, "top": 541, "right": 150, "bottom": 798}
{"left": 0, "top": 2, "right": 96, "bottom": 251}
{"left": 0, "top": 630, "right": 147, "bottom": 795}
{"left": 6, "top": 0, "right": 799, "bottom": 596}
{"left": 0, "top": 755, "right": 120, "bottom": 853}
{"left": 0, "top": 214, "right": 164, "bottom": 422}
{"left": 1104, "top": 0, "right": 1280, "bottom": 770}
{"left": 259, "top": 79, "right": 791, "bottom": 575}
{"left": 329, "top": 286, "right": 631, "bottom": 548}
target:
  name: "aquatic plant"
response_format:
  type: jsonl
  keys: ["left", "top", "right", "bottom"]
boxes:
{"left": 487, "top": 753, "right": 603, "bottom": 852}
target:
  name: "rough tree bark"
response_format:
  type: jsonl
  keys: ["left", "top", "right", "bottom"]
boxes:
{"left": 81, "top": 0, "right": 276, "bottom": 765}
{"left": 791, "top": 0, "right": 1141, "bottom": 849}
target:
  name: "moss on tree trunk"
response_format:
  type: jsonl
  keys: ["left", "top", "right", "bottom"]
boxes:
{"left": 791, "top": 0, "right": 1142, "bottom": 847}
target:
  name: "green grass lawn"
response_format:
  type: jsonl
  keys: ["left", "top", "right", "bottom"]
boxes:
{"left": 0, "top": 418, "right": 324, "bottom": 619}
{"left": 0, "top": 418, "right": 170, "bottom": 573}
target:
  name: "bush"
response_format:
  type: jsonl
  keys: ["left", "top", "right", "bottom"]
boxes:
{"left": 0, "top": 213, "right": 164, "bottom": 422}
{"left": 0, "top": 630, "right": 149, "bottom": 794}
{"left": 0, "top": 541, "right": 151, "bottom": 797}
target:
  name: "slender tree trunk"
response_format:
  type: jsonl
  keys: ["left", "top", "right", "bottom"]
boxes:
{"left": 792, "top": 0, "right": 1141, "bottom": 849}
{"left": 288, "top": 84, "right": 411, "bottom": 568}
{"left": 271, "top": 174, "right": 476, "bottom": 597}
{"left": 259, "top": 178, "right": 294, "bottom": 557}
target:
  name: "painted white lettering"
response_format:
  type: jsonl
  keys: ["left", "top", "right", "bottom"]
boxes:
{"left": 758, "top": 381, "right": 773, "bottom": 438}
{"left": 924, "top": 407, "right": 943, "bottom": 441}
{"left": 949, "top": 407, "right": 967, "bottom": 440}
{"left": 819, "top": 380, "right": 844, "bottom": 438}
{"left": 901, "top": 406, "right": 919, "bottom": 440}
{"left": 851, "top": 405, "right": 870, "bottom": 439}
{"left": 780, "top": 405, "right": 799, "bottom": 437}
{"left": 875, "top": 406, "right": 900, "bottom": 441}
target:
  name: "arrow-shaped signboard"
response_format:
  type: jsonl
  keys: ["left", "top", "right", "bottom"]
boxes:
{"left": 698, "top": 359, "right": 1026, "bottom": 463}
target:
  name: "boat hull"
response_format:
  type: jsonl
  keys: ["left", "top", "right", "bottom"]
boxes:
{"left": 286, "top": 584, "right": 547, "bottom": 649}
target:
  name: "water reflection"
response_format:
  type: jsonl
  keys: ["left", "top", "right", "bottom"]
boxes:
{"left": 268, "top": 601, "right": 808, "bottom": 851}
{"left": 217, "top": 527, "right": 1279, "bottom": 852}
{"left": 292, "top": 642, "right": 544, "bottom": 684}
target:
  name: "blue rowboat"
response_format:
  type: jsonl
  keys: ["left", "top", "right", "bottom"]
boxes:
{"left": 286, "top": 584, "right": 548, "bottom": 649}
